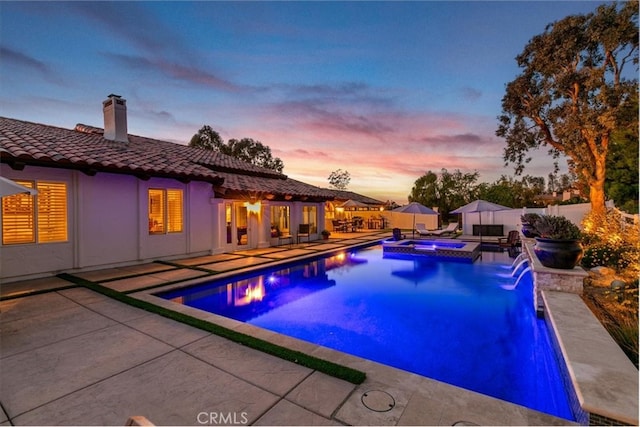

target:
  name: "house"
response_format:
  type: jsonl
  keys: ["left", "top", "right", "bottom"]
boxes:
{"left": 322, "top": 189, "right": 387, "bottom": 230}
{"left": 0, "top": 95, "right": 340, "bottom": 283}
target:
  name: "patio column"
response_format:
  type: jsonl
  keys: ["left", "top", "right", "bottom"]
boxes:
{"left": 258, "top": 201, "right": 270, "bottom": 248}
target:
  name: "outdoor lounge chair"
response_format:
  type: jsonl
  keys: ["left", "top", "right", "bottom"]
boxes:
{"left": 415, "top": 223, "right": 434, "bottom": 236}
{"left": 417, "top": 222, "right": 459, "bottom": 237}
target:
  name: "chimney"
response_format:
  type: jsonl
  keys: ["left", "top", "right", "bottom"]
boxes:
{"left": 102, "top": 94, "right": 128, "bottom": 142}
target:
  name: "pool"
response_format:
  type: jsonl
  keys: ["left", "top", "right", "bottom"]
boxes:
{"left": 158, "top": 245, "right": 574, "bottom": 420}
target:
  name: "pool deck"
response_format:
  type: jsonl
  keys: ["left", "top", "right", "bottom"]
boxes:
{"left": 1, "top": 231, "right": 582, "bottom": 426}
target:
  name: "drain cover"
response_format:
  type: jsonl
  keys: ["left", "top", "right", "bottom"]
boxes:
{"left": 361, "top": 390, "right": 395, "bottom": 412}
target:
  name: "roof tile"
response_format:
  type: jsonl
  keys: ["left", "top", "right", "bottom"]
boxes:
{"left": 0, "top": 116, "right": 338, "bottom": 200}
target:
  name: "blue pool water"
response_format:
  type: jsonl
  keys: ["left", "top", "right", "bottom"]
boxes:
{"left": 159, "top": 245, "right": 574, "bottom": 420}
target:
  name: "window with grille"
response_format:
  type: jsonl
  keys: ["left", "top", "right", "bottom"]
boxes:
{"left": 2, "top": 180, "right": 68, "bottom": 245}
{"left": 148, "top": 188, "right": 183, "bottom": 234}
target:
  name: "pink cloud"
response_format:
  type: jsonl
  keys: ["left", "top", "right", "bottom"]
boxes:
{"left": 230, "top": 105, "right": 509, "bottom": 203}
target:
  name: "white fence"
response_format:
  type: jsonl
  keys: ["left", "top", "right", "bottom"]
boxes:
{"left": 382, "top": 212, "right": 439, "bottom": 230}
{"left": 383, "top": 201, "right": 638, "bottom": 235}
{"left": 613, "top": 207, "right": 639, "bottom": 226}
{"left": 455, "top": 202, "right": 613, "bottom": 236}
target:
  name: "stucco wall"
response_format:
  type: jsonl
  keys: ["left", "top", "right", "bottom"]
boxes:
{"left": 1, "top": 166, "right": 217, "bottom": 282}
{"left": 77, "top": 173, "right": 139, "bottom": 267}
{"left": 0, "top": 166, "right": 75, "bottom": 280}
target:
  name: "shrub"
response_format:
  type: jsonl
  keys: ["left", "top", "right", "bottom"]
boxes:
{"left": 520, "top": 213, "right": 541, "bottom": 224}
{"left": 532, "top": 215, "right": 582, "bottom": 240}
{"left": 582, "top": 245, "right": 632, "bottom": 270}
{"left": 582, "top": 209, "right": 640, "bottom": 274}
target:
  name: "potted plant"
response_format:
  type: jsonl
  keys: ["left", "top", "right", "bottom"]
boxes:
{"left": 520, "top": 213, "right": 541, "bottom": 238}
{"left": 321, "top": 229, "right": 331, "bottom": 240}
{"left": 532, "top": 215, "right": 584, "bottom": 269}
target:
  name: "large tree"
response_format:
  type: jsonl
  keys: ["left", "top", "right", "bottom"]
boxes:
{"left": 189, "top": 126, "right": 284, "bottom": 173}
{"left": 497, "top": 2, "right": 638, "bottom": 216}
{"left": 226, "top": 138, "right": 284, "bottom": 173}
{"left": 476, "top": 175, "right": 546, "bottom": 208}
{"left": 328, "top": 169, "right": 351, "bottom": 190}
{"left": 189, "top": 125, "right": 225, "bottom": 151}
{"left": 409, "top": 168, "right": 479, "bottom": 218}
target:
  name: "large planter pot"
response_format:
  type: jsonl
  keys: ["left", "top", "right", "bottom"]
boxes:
{"left": 534, "top": 238, "right": 584, "bottom": 269}
{"left": 521, "top": 223, "right": 539, "bottom": 238}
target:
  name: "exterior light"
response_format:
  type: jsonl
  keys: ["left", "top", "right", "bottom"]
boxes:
{"left": 244, "top": 201, "right": 261, "bottom": 214}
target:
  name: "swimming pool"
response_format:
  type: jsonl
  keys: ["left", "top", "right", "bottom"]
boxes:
{"left": 158, "top": 245, "right": 574, "bottom": 420}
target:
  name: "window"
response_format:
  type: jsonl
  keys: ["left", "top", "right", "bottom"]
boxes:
{"left": 148, "top": 189, "right": 183, "bottom": 234}
{"left": 2, "top": 180, "right": 68, "bottom": 245}
{"left": 225, "top": 203, "right": 232, "bottom": 244}
{"left": 302, "top": 205, "right": 317, "bottom": 234}
{"left": 270, "top": 205, "right": 290, "bottom": 237}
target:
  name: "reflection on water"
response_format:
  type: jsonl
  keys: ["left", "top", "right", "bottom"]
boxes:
{"left": 165, "top": 251, "right": 367, "bottom": 322}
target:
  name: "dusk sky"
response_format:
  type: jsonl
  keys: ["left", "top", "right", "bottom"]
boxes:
{"left": 1, "top": 1, "right": 605, "bottom": 203}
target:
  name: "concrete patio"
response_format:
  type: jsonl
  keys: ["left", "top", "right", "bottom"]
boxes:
{"left": 0, "top": 231, "right": 587, "bottom": 425}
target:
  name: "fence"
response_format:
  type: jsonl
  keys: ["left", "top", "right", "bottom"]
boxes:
{"left": 455, "top": 202, "right": 595, "bottom": 236}
{"left": 612, "top": 207, "right": 639, "bottom": 226}
{"left": 384, "top": 201, "right": 637, "bottom": 235}
{"left": 382, "top": 212, "right": 439, "bottom": 231}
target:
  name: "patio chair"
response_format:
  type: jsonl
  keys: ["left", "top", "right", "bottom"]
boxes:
{"left": 392, "top": 228, "right": 405, "bottom": 241}
{"left": 332, "top": 219, "right": 345, "bottom": 232}
{"left": 297, "top": 223, "right": 310, "bottom": 243}
{"left": 498, "top": 230, "right": 521, "bottom": 248}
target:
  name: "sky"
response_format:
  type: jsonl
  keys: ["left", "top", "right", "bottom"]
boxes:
{"left": 0, "top": 1, "right": 607, "bottom": 203}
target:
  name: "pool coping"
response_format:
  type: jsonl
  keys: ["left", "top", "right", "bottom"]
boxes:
{"left": 381, "top": 238, "right": 481, "bottom": 262}
{"left": 542, "top": 291, "right": 639, "bottom": 426}
{"left": 522, "top": 238, "right": 638, "bottom": 426}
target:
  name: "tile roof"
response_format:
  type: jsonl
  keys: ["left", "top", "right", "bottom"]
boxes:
{"left": 0, "top": 117, "right": 334, "bottom": 200}
{"left": 324, "top": 189, "right": 385, "bottom": 205}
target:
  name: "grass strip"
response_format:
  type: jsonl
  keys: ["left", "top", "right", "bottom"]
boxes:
{"left": 57, "top": 273, "right": 366, "bottom": 385}
{"left": 96, "top": 267, "right": 179, "bottom": 284}
{"left": 121, "top": 274, "right": 218, "bottom": 295}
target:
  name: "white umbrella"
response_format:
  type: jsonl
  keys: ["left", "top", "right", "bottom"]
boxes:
{"left": 339, "top": 199, "right": 369, "bottom": 209}
{"left": 393, "top": 202, "right": 439, "bottom": 238}
{"left": 451, "top": 200, "right": 509, "bottom": 244}
{"left": 0, "top": 176, "right": 38, "bottom": 197}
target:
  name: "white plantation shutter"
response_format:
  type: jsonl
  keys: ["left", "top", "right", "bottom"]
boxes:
{"left": 2, "top": 181, "right": 36, "bottom": 244}
{"left": 37, "top": 182, "right": 68, "bottom": 243}
{"left": 2, "top": 180, "right": 68, "bottom": 245}
{"left": 149, "top": 189, "right": 183, "bottom": 234}
{"left": 166, "top": 189, "right": 183, "bottom": 233}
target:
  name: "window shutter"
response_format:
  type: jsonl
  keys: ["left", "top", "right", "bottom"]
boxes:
{"left": 166, "top": 189, "right": 183, "bottom": 233}
{"left": 1, "top": 181, "right": 35, "bottom": 244}
{"left": 37, "top": 182, "right": 68, "bottom": 243}
{"left": 148, "top": 189, "right": 165, "bottom": 233}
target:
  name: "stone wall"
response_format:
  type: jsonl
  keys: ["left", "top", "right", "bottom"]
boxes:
{"left": 522, "top": 239, "right": 588, "bottom": 309}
